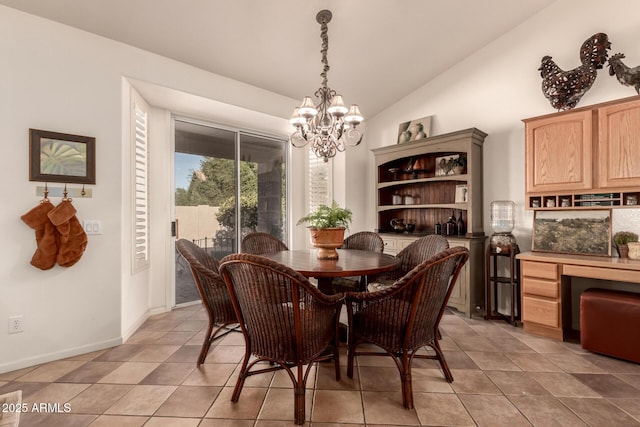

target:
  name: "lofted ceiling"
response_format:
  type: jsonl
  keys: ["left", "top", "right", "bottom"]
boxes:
{"left": 0, "top": 0, "right": 557, "bottom": 118}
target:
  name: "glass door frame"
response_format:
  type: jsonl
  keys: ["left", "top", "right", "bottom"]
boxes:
{"left": 171, "top": 115, "right": 289, "bottom": 308}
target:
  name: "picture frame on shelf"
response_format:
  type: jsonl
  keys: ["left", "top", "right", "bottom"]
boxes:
{"left": 29, "top": 128, "right": 96, "bottom": 184}
{"left": 455, "top": 184, "right": 468, "bottom": 203}
{"left": 435, "top": 154, "right": 459, "bottom": 176}
{"left": 397, "top": 115, "right": 432, "bottom": 144}
{"left": 532, "top": 209, "right": 611, "bottom": 256}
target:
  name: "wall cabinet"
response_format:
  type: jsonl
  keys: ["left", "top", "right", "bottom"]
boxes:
{"left": 373, "top": 128, "right": 487, "bottom": 317}
{"left": 523, "top": 95, "right": 640, "bottom": 209}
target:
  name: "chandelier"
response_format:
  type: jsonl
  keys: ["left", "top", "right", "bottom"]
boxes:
{"left": 289, "top": 10, "right": 364, "bottom": 162}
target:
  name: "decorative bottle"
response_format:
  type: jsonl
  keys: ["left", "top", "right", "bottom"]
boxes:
{"left": 457, "top": 211, "right": 465, "bottom": 236}
{"left": 445, "top": 210, "right": 457, "bottom": 236}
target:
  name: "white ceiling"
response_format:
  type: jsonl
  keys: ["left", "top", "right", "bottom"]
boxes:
{"left": 0, "top": 0, "right": 557, "bottom": 117}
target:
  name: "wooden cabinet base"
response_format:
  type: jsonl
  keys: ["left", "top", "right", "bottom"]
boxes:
{"left": 522, "top": 321, "right": 564, "bottom": 341}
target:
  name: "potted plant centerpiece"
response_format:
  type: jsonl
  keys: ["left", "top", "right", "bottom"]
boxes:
{"left": 613, "top": 231, "right": 638, "bottom": 258}
{"left": 297, "top": 201, "right": 353, "bottom": 260}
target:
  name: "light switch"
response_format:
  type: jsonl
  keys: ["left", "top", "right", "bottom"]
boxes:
{"left": 82, "top": 220, "right": 102, "bottom": 235}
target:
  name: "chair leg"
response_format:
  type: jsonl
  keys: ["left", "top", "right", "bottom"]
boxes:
{"left": 432, "top": 340, "right": 453, "bottom": 383}
{"left": 197, "top": 321, "right": 215, "bottom": 366}
{"left": 399, "top": 351, "right": 414, "bottom": 409}
{"left": 231, "top": 351, "right": 252, "bottom": 402}
{"left": 294, "top": 381, "right": 305, "bottom": 425}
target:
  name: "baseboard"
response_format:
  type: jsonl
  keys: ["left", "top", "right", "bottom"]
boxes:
{"left": 121, "top": 305, "right": 170, "bottom": 342}
{"left": 0, "top": 337, "right": 122, "bottom": 374}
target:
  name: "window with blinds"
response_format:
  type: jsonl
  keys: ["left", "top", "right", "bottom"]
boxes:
{"left": 307, "top": 149, "right": 332, "bottom": 212}
{"left": 132, "top": 91, "right": 149, "bottom": 273}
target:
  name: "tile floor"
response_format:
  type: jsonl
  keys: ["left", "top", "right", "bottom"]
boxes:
{"left": 1, "top": 305, "right": 640, "bottom": 426}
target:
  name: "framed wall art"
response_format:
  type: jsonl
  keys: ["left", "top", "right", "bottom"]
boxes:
{"left": 397, "top": 115, "right": 432, "bottom": 144}
{"left": 29, "top": 129, "right": 96, "bottom": 184}
{"left": 532, "top": 209, "right": 611, "bottom": 256}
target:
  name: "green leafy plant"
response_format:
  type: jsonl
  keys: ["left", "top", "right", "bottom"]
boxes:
{"left": 297, "top": 200, "right": 353, "bottom": 229}
{"left": 613, "top": 231, "right": 639, "bottom": 245}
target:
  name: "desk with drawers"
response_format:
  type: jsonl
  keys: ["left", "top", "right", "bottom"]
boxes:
{"left": 517, "top": 251, "right": 640, "bottom": 340}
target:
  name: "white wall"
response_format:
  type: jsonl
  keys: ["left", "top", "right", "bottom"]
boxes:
{"left": 0, "top": 5, "right": 297, "bottom": 372}
{"left": 364, "top": 0, "right": 640, "bottom": 247}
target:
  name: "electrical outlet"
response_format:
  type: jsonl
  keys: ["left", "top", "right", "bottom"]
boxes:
{"left": 8, "top": 315, "right": 23, "bottom": 334}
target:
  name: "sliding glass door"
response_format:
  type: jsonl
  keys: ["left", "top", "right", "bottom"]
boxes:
{"left": 173, "top": 118, "right": 287, "bottom": 306}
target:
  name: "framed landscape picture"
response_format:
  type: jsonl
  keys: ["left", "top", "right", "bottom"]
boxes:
{"left": 29, "top": 129, "right": 96, "bottom": 184}
{"left": 532, "top": 209, "right": 611, "bottom": 256}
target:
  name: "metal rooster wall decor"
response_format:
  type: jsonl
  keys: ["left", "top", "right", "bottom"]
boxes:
{"left": 539, "top": 33, "right": 611, "bottom": 111}
{"left": 608, "top": 53, "right": 640, "bottom": 94}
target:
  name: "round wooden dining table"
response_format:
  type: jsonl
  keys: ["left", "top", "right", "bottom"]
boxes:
{"left": 264, "top": 249, "right": 400, "bottom": 294}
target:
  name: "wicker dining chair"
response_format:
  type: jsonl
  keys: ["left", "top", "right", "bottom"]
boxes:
{"left": 367, "top": 234, "right": 449, "bottom": 291}
{"left": 345, "top": 246, "right": 469, "bottom": 409}
{"left": 241, "top": 232, "right": 288, "bottom": 255}
{"left": 219, "top": 253, "right": 343, "bottom": 425}
{"left": 330, "top": 231, "right": 385, "bottom": 294}
{"left": 175, "top": 239, "right": 239, "bottom": 366}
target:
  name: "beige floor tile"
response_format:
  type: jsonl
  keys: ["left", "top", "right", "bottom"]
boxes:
{"left": 97, "top": 362, "right": 160, "bottom": 384}
{"left": 154, "top": 385, "right": 221, "bottom": 417}
{"left": 312, "top": 389, "right": 363, "bottom": 424}
{"left": 487, "top": 335, "right": 537, "bottom": 353}
{"left": 19, "top": 412, "right": 97, "bottom": 426}
{"left": 139, "top": 362, "right": 195, "bottom": 385}
{"left": 93, "top": 345, "right": 144, "bottom": 362}
{"left": 440, "top": 351, "right": 479, "bottom": 370}
{"left": 164, "top": 345, "right": 201, "bottom": 363}
{"left": 128, "top": 345, "right": 181, "bottom": 362}
{"left": 171, "top": 319, "right": 208, "bottom": 332}
{"left": 257, "top": 386, "right": 313, "bottom": 422}
{"left": 451, "top": 335, "right": 499, "bottom": 352}
{"left": 485, "top": 370, "right": 550, "bottom": 396}
{"left": 126, "top": 330, "right": 167, "bottom": 344}
{"left": 410, "top": 368, "right": 455, "bottom": 393}
{"left": 465, "top": 351, "right": 522, "bottom": 371}
{"left": 560, "top": 397, "right": 640, "bottom": 426}
{"left": 0, "top": 366, "right": 38, "bottom": 381}
{"left": 26, "top": 382, "right": 90, "bottom": 406}
{"left": 202, "top": 345, "right": 245, "bottom": 364}
{"left": 64, "top": 349, "right": 108, "bottom": 362}
{"left": 143, "top": 416, "right": 201, "bottom": 426}
{"left": 458, "top": 394, "right": 531, "bottom": 427}
{"left": 571, "top": 373, "right": 640, "bottom": 398}
{"left": 584, "top": 353, "right": 640, "bottom": 374}
{"left": 56, "top": 361, "right": 123, "bottom": 383}
{"left": 153, "top": 331, "right": 198, "bottom": 346}
{"left": 413, "top": 392, "right": 475, "bottom": 426}
{"left": 198, "top": 419, "right": 254, "bottom": 427}
{"left": 16, "top": 360, "right": 87, "bottom": 382}
{"left": 504, "top": 352, "right": 563, "bottom": 372}
{"left": 0, "top": 381, "right": 49, "bottom": 399}
{"left": 615, "top": 373, "right": 640, "bottom": 389}
{"left": 544, "top": 352, "right": 606, "bottom": 373}
{"left": 609, "top": 398, "right": 640, "bottom": 421}
{"left": 182, "top": 363, "right": 236, "bottom": 387}
{"left": 449, "top": 370, "right": 501, "bottom": 395}
{"left": 529, "top": 371, "right": 600, "bottom": 397}
{"left": 104, "top": 384, "right": 177, "bottom": 415}
{"left": 509, "top": 395, "right": 588, "bottom": 426}
{"left": 358, "top": 366, "right": 400, "bottom": 391}
{"left": 68, "top": 383, "right": 134, "bottom": 414}
{"left": 89, "top": 415, "right": 148, "bottom": 426}
{"left": 361, "top": 391, "right": 420, "bottom": 425}
{"left": 269, "top": 365, "right": 316, "bottom": 389}
{"left": 227, "top": 363, "right": 276, "bottom": 388}
{"left": 316, "top": 362, "right": 359, "bottom": 390}
{"left": 205, "top": 386, "right": 267, "bottom": 420}
{"left": 515, "top": 335, "right": 572, "bottom": 354}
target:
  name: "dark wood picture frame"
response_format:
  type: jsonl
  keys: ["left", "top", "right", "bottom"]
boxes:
{"left": 29, "top": 129, "right": 96, "bottom": 184}
{"left": 532, "top": 209, "right": 611, "bottom": 256}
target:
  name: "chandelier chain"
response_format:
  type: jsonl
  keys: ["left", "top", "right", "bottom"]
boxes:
{"left": 320, "top": 20, "right": 329, "bottom": 88}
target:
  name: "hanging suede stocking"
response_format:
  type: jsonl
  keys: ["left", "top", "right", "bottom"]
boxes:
{"left": 21, "top": 201, "right": 59, "bottom": 270}
{"left": 47, "top": 199, "right": 88, "bottom": 267}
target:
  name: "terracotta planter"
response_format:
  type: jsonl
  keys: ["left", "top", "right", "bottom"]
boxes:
{"left": 617, "top": 244, "right": 629, "bottom": 259}
{"left": 308, "top": 227, "right": 345, "bottom": 260}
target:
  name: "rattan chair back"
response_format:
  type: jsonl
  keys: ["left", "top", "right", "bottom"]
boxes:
{"left": 345, "top": 246, "right": 469, "bottom": 409}
{"left": 342, "top": 231, "right": 384, "bottom": 252}
{"left": 241, "top": 232, "right": 288, "bottom": 255}
{"left": 175, "top": 239, "right": 238, "bottom": 365}
{"left": 219, "top": 253, "right": 343, "bottom": 425}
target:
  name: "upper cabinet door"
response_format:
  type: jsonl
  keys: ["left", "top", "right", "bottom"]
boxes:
{"left": 525, "top": 110, "right": 592, "bottom": 193}
{"left": 598, "top": 98, "right": 640, "bottom": 188}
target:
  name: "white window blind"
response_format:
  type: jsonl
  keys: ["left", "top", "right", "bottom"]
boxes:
{"left": 132, "top": 90, "right": 150, "bottom": 273}
{"left": 308, "top": 149, "right": 332, "bottom": 212}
